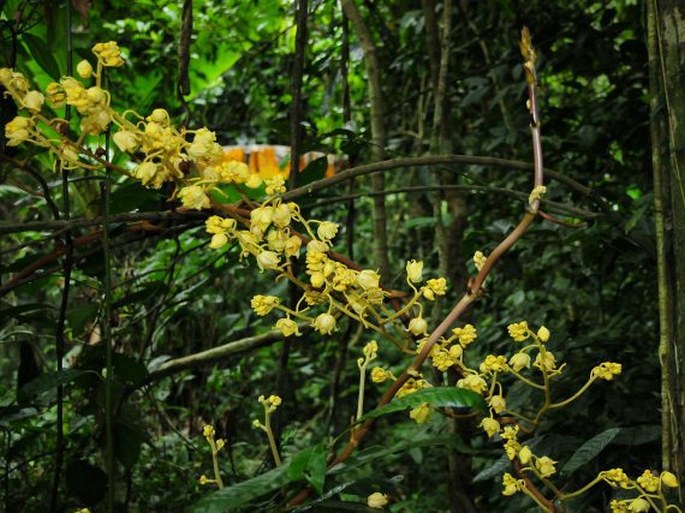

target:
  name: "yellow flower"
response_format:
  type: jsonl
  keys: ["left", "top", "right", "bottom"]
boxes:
{"left": 198, "top": 474, "right": 212, "bottom": 485}
{"left": 407, "top": 317, "right": 428, "bottom": 336}
{"left": 661, "top": 470, "right": 679, "bottom": 488}
{"left": 251, "top": 295, "right": 280, "bottom": 316}
{"left": 533, "top": 350, "right": 557, "bottom": 373}
{"left": 423, "top": 277, "right": 447, "bottom": 300}
{"left": 92, "top": 41, "right": 125, "bottom": 67}
{"left": 629, "top": 498, "right": 650, "bottom": 512}
{"left": 592, "top": 362, "right": 622, "bottom": 381}
{"left": 46, "top": 82, "right": 66, "bottom": 105}
{"left": 452, "top": 324, "right": 477, "bottom": 346}
{"left": 405, "top": 259, "right": 423, "bottom": 283}
{"left": 5, "top": 116, "right": 32, "bottom": 146}
{"left": 456, "top": 373, "right": 487, "bottom": 395}
{"left": 409, "top": 403, "right": 432, "bottom": 424}
{"left": 202, "top": 424, "right": 215, "bottom": 439}
{"left": 518, "top": 445, "right": 532, "bottom": 464}
{"left": 371, "top": 367, "right": 391, "bottom": 383}
{"left": 76, "top": 59, "right": 93, "bottom": 78}
{"left": 535, "top": 456, "right": 557, "bottom": 478}
{"left": 113, "top": 130, "right": 139, "bottom": 153}
{"left": 536, "top": 325, "right": 550, "bottom": 342}
{"left": 480, "top": 417, "right": 500, "bottom": 438}
{"left": 363, "top": 340, "right": 378, "bottom": 360}
{"left": 284, "top": 236, "right": 302, "bottom": 258}
{"left": 275, "top": 318, "right": 300, "bottom": 337}
{"left": 259, "top": 394, "right": 282, "bottom": 413}
{"left": 636, "top": 469, "right": 660, "bottom": 493}
{"left": 488, "top": 395, "right": 507, "bottom": 414}
{"left": 479, "top": 354, "right": 509, "bottom": 374}
{"left": 502, "top": 473, "right": 521, "bottom": 496}
{"left": 509, "top": 352, "right": 531, "bottom": 372}
{"left": 178, "top": 185, "right": 210, "bottom": 210}
{"left": 357, "top": 269, "right": 381, "bottom": 290}
{"left": 271, "top": 203, "right": 291, "bottom": 228}
{"left": 313, "top": 313, "right": 337, "bottom": 335}
{"left": 256, "top": 250, "right": 280, "bottom": 271}
{"left": 507, "top": 321, "right": 529, "bottom": 342}
{"left": 528, "top": 184, "right": 547, "bottom": 205}
{"left": 602, "top": 468, "right": 630, "bottom": 488}
{"left": 134, "top": 161, "right": 161, "bottom": 187}
{"left": 22, "top": 90, "right": 44, "bottom": 112}
{"left": 473, "top": 251, "right": 487, "bottom": 271}
{"left": 610, "top": 499, "right": 630, "bottom": 513}
{"left": 317, "top": 221, "right": 339, "bottom": 240}
{"left": 367, "top": 492, "right": 389, "bottom": 509}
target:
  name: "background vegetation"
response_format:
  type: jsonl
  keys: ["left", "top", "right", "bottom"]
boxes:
{"left": 0, "top": 0, "right": 680, "bottom": 512}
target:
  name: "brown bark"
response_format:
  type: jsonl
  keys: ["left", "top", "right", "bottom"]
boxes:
{"left": 339, "top": 0, "right": 390, "bottom": 280}
{"left": 648, "top": 0, "right": 685, "bottom": 499}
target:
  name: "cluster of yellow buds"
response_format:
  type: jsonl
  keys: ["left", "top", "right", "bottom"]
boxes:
{"left": 198, "top": 424, "right": 226, "bottom": 489}
{"left": 252, "top": 395, "right": 283, "bottom": 466}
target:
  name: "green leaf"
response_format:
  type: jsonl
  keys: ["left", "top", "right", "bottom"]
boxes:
{"left": 361, "top": 387, "right": 486, "bottom": 421}
{"left": 287, "top": 443, "right": 327, "bottom": 494}
{"left": 22, "top": 33, "right": 61, "bottom": 80}
{"left": 112, "top": 353, "right": 149, "bottom": 387}
{"left": 561, "top": 427, "right": 620, "bottom": 476}
{"left": 114, "top": 421, "right": 146, "bottom": 469}
{"left": 188, "top": 465, "right": 289, "bottom": 513}
{"left": 472, "top": 453, "right": 511, "bottom": 483}
{"left": 17, "top": 369, "right": 88, "bottom": 403}
{"left": 67, "top": 303, "right": 100, "bottom": 337}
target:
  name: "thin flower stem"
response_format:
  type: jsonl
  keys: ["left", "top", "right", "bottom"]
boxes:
{"left": 209, "top": 441, "right": 224, "bottom": 489}
{"left": 264, "top": 413, "right": 282, "bottom": 467}
{"left": 357, "top": 363, "right": 367, "bottom": 421}
{"left": 548, "top": 376, "right": 597, "bottom": 410}
{"left": 510, "top": 369, "right": 545, "bottom": 390}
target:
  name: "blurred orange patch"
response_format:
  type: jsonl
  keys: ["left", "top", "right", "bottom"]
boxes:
{"left": 223, "top": 144, "right": 338, "bottom": 180}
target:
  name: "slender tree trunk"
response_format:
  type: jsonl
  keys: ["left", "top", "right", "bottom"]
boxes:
{"left": 648, "top": 0, "right": 685, "bottom": 499}
{"left": 340, "top": 0, "right": 390, "bottom": 280}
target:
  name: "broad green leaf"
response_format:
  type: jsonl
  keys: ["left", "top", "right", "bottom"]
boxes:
{"left": 17, "top": 369, "right": 88, "bottom": 403}
{"left": 288, "top": 443, "right": 326, "bottom": 495}
{"left": 22, "top": 33, "right": 61, "bottom": 80}
{"left": 361, "top": 387, "right": 486, "bottom": 421}
{"left": 114, "top": 421, "right": 146, "bottom": 469}
{"left": 188, "top": 465, "right": 289, "bottom": 513}
{"left": 472, "top": 453, "right": 511, "bottom": 483}
{"left": 561, "top": 427, "right": 620, "bottom": 475}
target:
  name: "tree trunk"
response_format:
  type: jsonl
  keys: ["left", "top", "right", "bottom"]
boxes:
{"left": 648, "top": 0, "right": 685, "bottom": 499}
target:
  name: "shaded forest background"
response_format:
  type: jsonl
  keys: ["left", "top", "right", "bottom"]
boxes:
{"left": 1, "top": 0, "right": 682, "bottom": 512}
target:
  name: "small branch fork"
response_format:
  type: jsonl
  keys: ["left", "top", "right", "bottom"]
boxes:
{"left": 287, "top": 27, "right": 555, "bottom": 510}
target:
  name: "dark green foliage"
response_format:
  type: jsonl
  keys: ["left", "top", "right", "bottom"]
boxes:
{"left": 0, "top": 1, "right": 664, "bottom": 512}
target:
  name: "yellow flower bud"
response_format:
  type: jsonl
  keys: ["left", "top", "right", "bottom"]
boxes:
{"left": 407, "top": 317, "right": 428, "bottom": 336}
{"left": 509, "top": 352, "right": 531, "bottom": 372}
{"left": 629, "top": 498, "right": 650, "bottom": 512}
{"left": 276, "top": 318, "right": 301, "bottom": 337}
{"left": 76, "top": 59, "right": 93, "bottom": 78}
{"left": 178, "top": 185, "right": 210, "bottom": 210}
{"left": 661, "top": 470, "right": 679, "bottom": 488}
{"left": 409, "top": 403, "right": 432, "bottom": 424}
{"left": 367, "top": 492, "right": 389, "bottom": 509}
{"left": 537, "top": 325, "right": 550, "bottom": 342}
{"left": 313, "top": 313, "right": 337, "bottom": 335}
{"left": 406, "top": 259, "right": 423, "bottom": 283}
{"left": 518, "top": 445, "right": 532, "bottom": 464}
{"left": 480, "top": 417, "right": 500, "bottom": 438}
